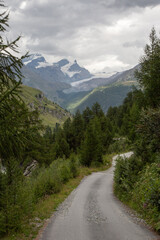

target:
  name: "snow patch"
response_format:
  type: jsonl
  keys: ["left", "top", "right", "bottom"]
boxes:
{"left": 36, "top": 62, "right": 52, "bottom": 69}
{"left": 23, "top": 54, "right": 44, "bottom": 65}
{"left": 61, "top": 62, "right": 81, "bottom": 77}
{"left": 23, "top": 60, "right": 32, "bottom": 65}
{"left": 71, "top": 76, "right": 94, "bottom": 86}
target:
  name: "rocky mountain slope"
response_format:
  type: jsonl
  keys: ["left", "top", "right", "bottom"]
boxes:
{"left": 22, "top": 54, "right": 92, "bottom": 103}
{"left": 67, "top": 65, "right": 138, "bottom": 93}
{"left": 21, "top": 85, "right": 71, "bottom": 127}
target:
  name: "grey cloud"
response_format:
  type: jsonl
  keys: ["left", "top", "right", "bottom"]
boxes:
{"left": 101, "top": 0, "right": 160, "bottom": 9}
{"left": 4, "top": 0, "right": 160, "bottom": 73}
{"left": 123, "top": 40, "right": 144, "bottom": 48}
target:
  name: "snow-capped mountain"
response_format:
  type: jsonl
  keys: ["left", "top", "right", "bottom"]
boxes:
{"left": 23, "top": 54, "right": 92, "bottom": 83}
{"left": 23, "top": 53, "right": 50, "bottom": 68}
{"left": 22, "top": 54, "right": 92, "bottom": 102}
{"left": 22, "top": 53, "right": 138, "bottom": 110}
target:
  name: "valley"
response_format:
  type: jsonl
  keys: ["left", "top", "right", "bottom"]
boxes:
{"left": 22, "top": 54, "right": 138, "bottom": 114}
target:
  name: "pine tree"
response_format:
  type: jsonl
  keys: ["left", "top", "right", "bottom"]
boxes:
{"left": 0, "top": 1, "right": 40, "bottom": 163}
{"left": 72, "top": 110, "right": 84, "bottom": 150}
{"left": 80, "top": 118, "right": 103, "bottom": 166}
{"left": 0, "top": 2, "right": 41, "bottom": 234}
{"left": 135, "top": 27, "right": 160, "bottom": 108}
{"left": 92, "top": 102, "right": 104, "bottom": 118}
{"left": 82, "top": 107, "right": 93, "bottom": 127}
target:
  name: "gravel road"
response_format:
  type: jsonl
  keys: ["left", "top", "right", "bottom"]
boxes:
{"left": 40, "top": 152, "right": 160, "bottom": 240}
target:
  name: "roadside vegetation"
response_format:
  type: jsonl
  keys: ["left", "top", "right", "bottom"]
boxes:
{"left": 113, "top": 27, "right": 160, "bottom": 232}
{"left": 0, "top": 0, "right": 160, "bottom": 239}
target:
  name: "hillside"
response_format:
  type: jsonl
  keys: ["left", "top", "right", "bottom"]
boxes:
{"left": 65, "top": 82, "right": 135, "bottom": 113}
{"left": 61, "top": 65, "right": 139, "bottom": 113}
{"left": 20, "top": 85, "right": 71, "bottom": 127}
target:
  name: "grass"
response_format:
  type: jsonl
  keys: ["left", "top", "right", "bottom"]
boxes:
{"left": 40, "top": 113, "right": 63, "bottom": 128}
{"left": 1, "top": 155, "right": 112, "bottom": 240}
{"left": 20, "top": 85, "right": 71, "bottom": 127}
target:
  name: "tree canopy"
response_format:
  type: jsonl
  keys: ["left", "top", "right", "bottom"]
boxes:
{"left": 135, "top": 27, "right": 160, "bottom": 108}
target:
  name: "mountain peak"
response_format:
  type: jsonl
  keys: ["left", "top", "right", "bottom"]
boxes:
{"left": 56, "top": 59, "right": 69, "bottom": 68}
{"left": 23, "top": 53, "right": 46, "bottom": 68}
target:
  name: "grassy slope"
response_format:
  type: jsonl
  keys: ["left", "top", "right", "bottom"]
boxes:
{"left": 21, "top": 85, "right": 71, "bottom": 128}
{"left": 67, "top": 81, "right": 136, "bottom": 113}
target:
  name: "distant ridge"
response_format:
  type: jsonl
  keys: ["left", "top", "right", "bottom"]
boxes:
{"left": 22, "top": 53, "right": 139, "bottom": 114}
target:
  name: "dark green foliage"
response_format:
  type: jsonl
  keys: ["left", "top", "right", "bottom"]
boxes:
{"left": 0, "top": 1, "right": 42, "bottom": 165}
{"left": 0, "top": 156, "right": 79, "bottom": 236}
{"left": 91, "top": 102, "right": 104, "bottom": 118}
{"left": 108, "top": 138, "right": 131, "bottom": 154}
{"left": 114, "top": 155, "right": 143, "bottom": 200}
{"left": 80, "top": 118, "right": 103, "bottom": 166}
{"left": 137, "top": 108, "right": 160, "bottom": 152}
{"left": 82, "top": 107, "right": 94, "bottom": 127}
{"left": 135, "top": 27, "right": 160, "bottom": 108}
{"left": 113, "top": 28, "right": 160, "bottom": 231}
{"left": 69, "top": 154, "right": 79, "bottom": 178}
{"left": 53, "top": 102, "right": 113, "bottom": 165}
{"left": 106, "top": 89, "right": 142, "bottom": 141}
{"left": 73, "top": 85, "right": 133, "bottom": 114}
{"left": 0, "top": 2, "right": 42, "bottom": 235}
{"left": 53, "top": 127, "right": 70, "bottom": 158}
{"left": 0, "top": 159, "right": 34, "bottom": 233}
{"left": 72, "top": 110, "right": 84, "bottom": 150}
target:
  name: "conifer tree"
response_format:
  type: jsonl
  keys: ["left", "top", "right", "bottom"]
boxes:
{"left": 135, "top": 27, "right": 160, "bottom": 108}
{"left": 72, "top": 110, "right": 84, "bottom": 150}
{"left": 80, "top": 118, "right": 103, "bottom": 166}
{"left": 0, "top": 1, "right": 41, "bottom": 164}
{"left": 82, "top": 107, "right": 93, "bottom": 127}
{"left": 0, "top": 2, "right": 41, "bottom": 233}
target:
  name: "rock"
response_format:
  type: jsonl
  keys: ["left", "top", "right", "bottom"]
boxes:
{"left": 24, "top": 160, "right": 38, "bottom": 176}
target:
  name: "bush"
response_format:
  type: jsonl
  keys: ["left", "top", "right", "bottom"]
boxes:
{"left": 114, "top": 154, "right": 160, "bottom": 231}
{"left": 108, "top": 138, "right": 132, "bottom": 154}
{"left": 0, "top": 156, "right": 80, "bottom": 236}
{"left": 33, "top": 167, "right": 62, "bottom": 201}
{"left": 114, "top": 154, "right": 143, "bottom": 201}
{"left": 0, "top": 174, "right": 34, "bottom": 235}
{"left": 131, "top": 159, "right": 160, "bottom": 230}
{"left": 57, "top": 160, "right": 72, "bottom": 183}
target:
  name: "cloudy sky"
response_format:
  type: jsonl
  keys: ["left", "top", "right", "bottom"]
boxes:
{"left": 4, "top": 0, "right": 160, "bottom": 73}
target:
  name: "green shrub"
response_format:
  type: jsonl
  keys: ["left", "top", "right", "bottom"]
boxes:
{"left": 33, "top": 166, "right": 61, "bottom": 201}
{"left": 108, "top": 138, "right": 132, "bottom": 154}
{"left": 132, "top": 160, "right": 160, "bottom": 222}
{"left": 57, "top": 161, "right": 72, "bottom": 183}
{"left": 0, "top": 156, "right": 80, "bottom": 236}
{"left": 114, "top": 154, "right": 160, "bottom": 231}
{"left": 114, "top": 154, "right": 143, "bottom": 201}
{"left": 0, "top": 174, "right": 34, "bottom": 235}
{"left": 32, "top": 157, "right": 79, "bottom": 202}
